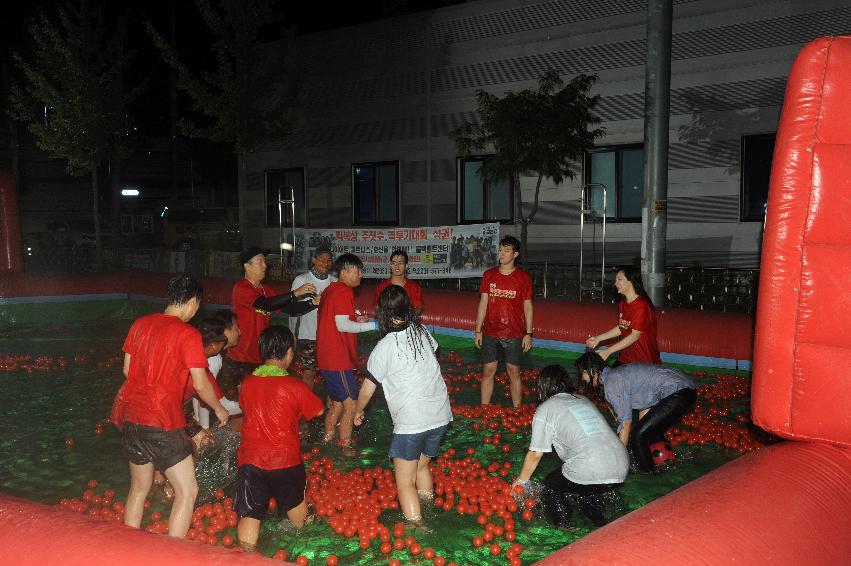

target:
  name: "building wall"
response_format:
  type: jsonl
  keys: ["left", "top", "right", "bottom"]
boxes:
{"left": 243, "top": 0, "right": 851, "bottom": 268}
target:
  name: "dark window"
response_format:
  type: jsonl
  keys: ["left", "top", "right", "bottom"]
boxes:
{"left": 584, "top": 145, "right": 644, "bottom": 221}
{"left": 459, "top": 157, "right": 513, "bottom": 224}
{"left": 352, "top": 161, "right": 398, "bottom": 225}
{"left": 741, "top": 134, "right": 775, "bottom": 221}
{"left": 265, "top": 168, "right": 306, "bottom": 227}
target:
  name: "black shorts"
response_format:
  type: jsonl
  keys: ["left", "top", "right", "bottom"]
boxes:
{"left": 218, "top": 358, "right": 257, "bottom": 400}
{"left": 481, "top": 335, "right": 523, "bottom": 366}
{"left": 234, "top": 463, "right": 307, "bottom": 520}
{"left": 121, "top": 422, "right": 194, "bottom": 472}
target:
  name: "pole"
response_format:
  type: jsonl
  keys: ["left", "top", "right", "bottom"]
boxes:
{"left": 641, "top": 0, "right": 672, "bottom": 307}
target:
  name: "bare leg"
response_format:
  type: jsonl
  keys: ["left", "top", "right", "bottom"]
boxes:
{"left": 324, "top": 400, "right": 342, "bottom": 443}
{"left": 506, "top": 363, "right": 523, "bottom": 407}
{"left": 338, "top": 398, "right": 356, "bottom": 447}
{"left": 124, "top": 462, "right": 155, "bottom": 528}
{"left": 480, "top": 361, "right": 498, "bottom": 405}
{"left": 286, "top": 500, "right": 310, "bottom": 529}
{"left": 394, "top": 457, "right": 422, "bottom": 521}
{"left": 162, "top": 454, "right": 199, "bottom": 537}
{"left": 237, "top": 516, "right": 261, "bottom": 551}
{"left": 414, "top": 453, "right": 433, "bottom": 495}
{"left": 302, "top": 369, "right": 315, "bottom": 391}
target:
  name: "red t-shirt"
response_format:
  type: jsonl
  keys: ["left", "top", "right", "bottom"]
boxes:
{"left": 237, "top": 366, "right": 324, "bottom": 469}
{"left": 121, "top": 313, "right": 208, "bottom": 430}
{"left": 316, "top": 281, "right": 359, "bottom": 371}
{"left": 228, "top": 278, "right": 278, "bottom": 364}
{"left": 480, "top": 267, "right": 533, "bottom": 339}
{"left": 373, "top": 278, "right": 424, "bottom": 310}
{"left": 183, "top": 369, "right": 224, "bottom": 405}
{"left": 617, "top": 296, "right": 661, "bottom": 364}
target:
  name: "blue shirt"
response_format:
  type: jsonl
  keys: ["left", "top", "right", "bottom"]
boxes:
{"left": 601, "top": 364, "right": 695, "bottom": 432}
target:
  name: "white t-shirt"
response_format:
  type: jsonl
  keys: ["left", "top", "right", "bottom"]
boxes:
{"left": 290, "top": 270, "right": 337, "bottom": 340}
{"left": 367, "top": 325, "right": 453, "bottom": 435}
{"left": 530, "top": 393, "right": 628, "bottom": 485}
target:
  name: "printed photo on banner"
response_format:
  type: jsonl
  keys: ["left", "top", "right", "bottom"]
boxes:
{"left": 292, "top": 224, "right": 500, "bottom": 279}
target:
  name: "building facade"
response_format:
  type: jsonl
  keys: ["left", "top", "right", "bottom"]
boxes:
{"left": 241, "top": 0, "right": 851, "bottom": 269}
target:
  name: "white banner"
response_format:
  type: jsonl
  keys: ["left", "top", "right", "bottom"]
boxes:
{"left": 293, "top": 224, "right": 500, "bottom": 278}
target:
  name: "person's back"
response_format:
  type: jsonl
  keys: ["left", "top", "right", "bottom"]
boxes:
{"left": 367, "top": 324, "right": 451, "bottom": 434}
{"left": 238, "top": 368, "right": 321, "bottom": 469}
{"left": 533, "top": 393, "right": 628, "bottom": 485}
{"left": 603, "top": 363, "right": 695, "bottom": 420}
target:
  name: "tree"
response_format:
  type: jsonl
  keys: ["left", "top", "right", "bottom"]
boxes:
{"left": 10, "top": 0, "right": 141, "bottom": 269}
{"left": 451, "top": 70, "right": 605, "bottom": 258}
{"left": 147, "top": 0, "right": 299, "bottom": 181}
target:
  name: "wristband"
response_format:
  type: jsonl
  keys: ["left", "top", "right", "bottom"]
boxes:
{"left": 525, "top": 332, "right": 533, "bottom": 337}
{"left": 474, "top": 330, "right": 482, "bottom": 334}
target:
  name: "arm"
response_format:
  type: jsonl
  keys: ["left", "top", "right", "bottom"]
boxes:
{"left": 190, "top": 367, "right": 228, "bottom": 426}
{"left": 515, "top": 450, "right": 543, "bottom": 483}
{"left": 473, "top": 293, "right": 488, "bottom": 348}
{"left": 586, "top": 325, "right": 622, "bottom": 349}
{"left": 599, "top": 330, "right": 642, "bottom": 361}
{"left": 522, "top": 299, "right": 533, "bottom": 352}
{"left": 618, "top": 420, "right": 632, "bottom": 446}
{"left": 353, "top": 379, "right": 377, "bottom": 426}
{"left": 123, "top": 353, "right": 130, "bottom": 379}
{"left": 335, "top": 314, "right": 376, "bottom": 333}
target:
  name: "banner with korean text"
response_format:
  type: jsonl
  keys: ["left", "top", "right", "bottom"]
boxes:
{"left": 293, "top": 223, "right": 500, "bottom": 278}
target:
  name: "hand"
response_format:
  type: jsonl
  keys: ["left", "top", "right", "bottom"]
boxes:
{"left": 215, "top": 407, "right": 229, "bottom": 427}
{"left": 585, "top": 335, "right": 600, "bottom": 349}
{"left": 356, "top": 315, "right": 369, "bottom": 323}
{"left": 511, "top": 478, "right": 530, "bottom": 492}
{"left": 522, "top": 334, "right": 532, "bottom": 352}
{"left": 599, "top": 349, "right": 610, "bottom": 361}
{"left": 311, "top": 293, "right": 321, "bottom": 306}
{"left": 353, "top": 410, "right": 365, "bottom": 426}
{"left": 293, "top": 282, "right": 316, "bottom": 298}
{"left": 474, "top": 332, "right": 482, "bottom": 349}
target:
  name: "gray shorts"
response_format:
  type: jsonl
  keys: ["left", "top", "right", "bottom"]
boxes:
{"left": 481, "top": 335, "right": 523, "bottom": 366}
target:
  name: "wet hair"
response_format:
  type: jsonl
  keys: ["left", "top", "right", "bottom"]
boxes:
{"left": 258, "top": 326, "right": 295, "bottom": 361}
{"left": 617, "top": 266, "right": 651, "bottom": 302}
{"left": 166, "top": 273, "right": 203, "bottom": 307}
{"left": 499, "top": 235, "right": 521, "bottom": 254}
{"left": 377, "top": 285, "right": 431, "bottom": 361}
{"left": 390, "top": 249, "right": 409, "bottom": 264}
{"left": 574, "top": 351, "right": 607, "bottom": 390}
{"left": 334, "top": 253, "right": 363, "bottom": 274}
{"left": 196, "top": 315, "right": 228, "bottom": 347}
{"left": 211, "top": 309, "right": 237, "bottom": 331}
{"left": 537, "top": 365, "right": 581, "bottom": 402}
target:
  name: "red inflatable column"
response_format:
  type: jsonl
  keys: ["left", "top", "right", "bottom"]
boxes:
{"left": 0, "top": 172, "right": 23, "bottom": 273}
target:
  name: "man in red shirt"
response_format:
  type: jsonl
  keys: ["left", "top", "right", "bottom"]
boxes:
{"left": 373, "top": 249, "right": 424, "bottom": 313}
{"left": 220, "top": 246, "right": 317, "bottom": 401}
{"left": 235, "top": 326, "right": 324, "bottom": 551}
{"left": 317, "top": 253, "right": 376, "bottom": 452}
{"left": 120, "top": 274, "right": 229, "bottom": 538}
{"left": 474, "top": 236, "right": 534, "bottom": 407}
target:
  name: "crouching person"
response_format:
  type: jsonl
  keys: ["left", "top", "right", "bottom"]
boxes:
{"left": 235, "top": 326, "right": 325, "bottom": 552}
{"left": 513, "top": 365, "right": 628, "bottom": 528}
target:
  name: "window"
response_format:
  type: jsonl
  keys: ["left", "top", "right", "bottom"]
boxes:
{"left": 459, "top": 157, "right": 513, "bottom": 223}
{"left": 265, "top": 168, "right": 305, "bottom": 227}
{"left": 352, "top": 161, "right": 398, "bottom": 225}
{"left": 741, "top": 134, "right": 775, "bottom": 221}
{"left": 584, "top": 145, "right": 644, "bottom": 221}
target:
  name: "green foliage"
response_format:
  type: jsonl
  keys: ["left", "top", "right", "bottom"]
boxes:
{"left": 452, "top": 70, "right": 605, "bottom": 185}
{"left": 147, "top": 0, "right": 298, "bottom": 154}
{"left": 9, "top": 0, "right": 140, "bottom": 176}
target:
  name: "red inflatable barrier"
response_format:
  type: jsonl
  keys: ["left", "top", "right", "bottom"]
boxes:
{"left": 0, "top": 494, "right": 279, "bottom": 566}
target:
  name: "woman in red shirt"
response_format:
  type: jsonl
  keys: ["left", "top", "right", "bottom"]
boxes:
{"left": 586, "top": 267, "right": 661, "bottom": 365}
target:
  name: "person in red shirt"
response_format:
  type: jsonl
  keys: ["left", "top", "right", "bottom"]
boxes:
{"left": 373, "top": 249, "right": 424, "bottom": 313}
{"left": 235, "top": 326, "right": 324, "bottom": 551}
{"left": 119, "top": 274, "right": 229, "bottom": 538}
{"left": 585, "top": 267, "right": 661, "bottom": 364}
{"left": 317, "top": 253, "right": 376, "bottom": 452}
{"left": 220, "top": 246, "right": 317, "bottom": 401}
{"left": 474, "top": 236, "right": 534, "bottom": 407}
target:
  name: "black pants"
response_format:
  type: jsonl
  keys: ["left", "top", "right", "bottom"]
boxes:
{"left": 541, "top": 468, "right": 625, "bottom": 528}
{"left": 631, "top": 387, "right": 697, "bottom": 472}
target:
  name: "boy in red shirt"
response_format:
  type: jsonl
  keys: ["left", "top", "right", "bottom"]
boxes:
{"left": 235, "top": 326, "right": 324, "bottom": 551}
{"left": 119, "top": 274, "right": 229, "bottom": 538}
{"left": 316, "top": 253, "right": 376, "bottom": 452}
{"left": 373, "top": 249, "right": 424, "bottom": 313}
{"left": 474, "top": 236, "right": 534, "bottom": 407}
